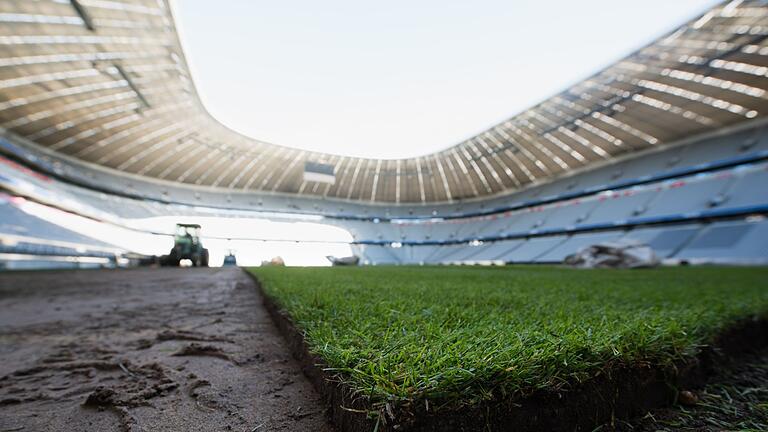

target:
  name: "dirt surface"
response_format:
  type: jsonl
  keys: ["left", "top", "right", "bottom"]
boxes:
{"left": 0, "top": 267, "right": 334, "bottom": 432}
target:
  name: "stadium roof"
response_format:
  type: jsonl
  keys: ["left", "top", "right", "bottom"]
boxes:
{"left": 1, "top": 0, "right": 768, "bottom": 204}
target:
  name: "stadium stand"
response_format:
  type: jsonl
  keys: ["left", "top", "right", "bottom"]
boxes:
{"left": 2, "top": 121, "right": 768, "bottom": 266}
{"left": 0, "top": 193, "right": 121, "bottom": 270}
{"left": 0, "top": 0, "right": 766, "bottom": 268}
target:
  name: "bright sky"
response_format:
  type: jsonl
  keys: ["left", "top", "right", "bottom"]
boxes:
{"left": 172, "top": 0, "right": 720, "bottom": 159}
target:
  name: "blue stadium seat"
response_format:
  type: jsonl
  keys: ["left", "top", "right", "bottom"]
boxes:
{"left": 674, "top": 220, "right": 768, "bottom": 264}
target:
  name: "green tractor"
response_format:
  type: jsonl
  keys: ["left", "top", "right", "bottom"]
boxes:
{"left": 164, "top": 223, "right": 209, "bottom": 267}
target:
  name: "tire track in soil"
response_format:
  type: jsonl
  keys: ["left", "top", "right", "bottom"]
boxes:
{"left": 0, "top": 267, "right": 334, "bottom": 432}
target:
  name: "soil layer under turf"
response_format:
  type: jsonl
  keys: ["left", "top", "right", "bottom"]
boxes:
{"left": 248, "top": 265, "right": 768, "bottom": 432}
{"left": 612, "top": 346, "right": 768, "bottom": 431}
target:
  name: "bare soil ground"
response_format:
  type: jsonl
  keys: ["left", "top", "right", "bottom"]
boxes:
{"left": 0, "top": 267, "right": 334, "bottom": 432}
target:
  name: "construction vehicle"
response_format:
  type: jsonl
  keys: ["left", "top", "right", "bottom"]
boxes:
{"left": 163, "top": 223, "right": 209, "bottom": 267}
{"left": 222, "top": 249, "right": 237, "bottom": 267}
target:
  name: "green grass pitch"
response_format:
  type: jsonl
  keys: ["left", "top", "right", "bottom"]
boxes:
{"left": 249, "top": 265, "right": 768, "bottom": 406}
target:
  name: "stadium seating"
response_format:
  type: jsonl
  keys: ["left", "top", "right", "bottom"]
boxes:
{"left": 621, "top": 224, "right": 701, "bottom": 259}
{"left": 0, "top": 195, "right": 119, "bottom": 270}
{"left": 674, "top": 219, "right": 768, "bottom": 264}
{"left": 2, "top": 121, "right": 766, "bottom": 221}
{"left": 1, "top": 121, "right": 768, "bottom": 267}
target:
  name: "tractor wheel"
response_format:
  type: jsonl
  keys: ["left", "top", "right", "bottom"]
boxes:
{"left": 201, "top": 249, "right": 209, "bottom": 267}
{"left": 167, "top": 248, "right": 180, "bottom": 267}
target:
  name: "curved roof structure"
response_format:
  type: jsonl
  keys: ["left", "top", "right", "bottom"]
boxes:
{"left": 1, "top": 0, "right": 768, "bottom": 204}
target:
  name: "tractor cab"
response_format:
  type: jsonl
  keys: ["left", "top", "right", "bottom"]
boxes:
{"left": 175, "top": 224, "right": 201, "bottom": 249}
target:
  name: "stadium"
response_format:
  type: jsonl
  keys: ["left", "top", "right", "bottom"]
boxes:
{"left": 0, "top": 0, "right": 766, "bottom": 431}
